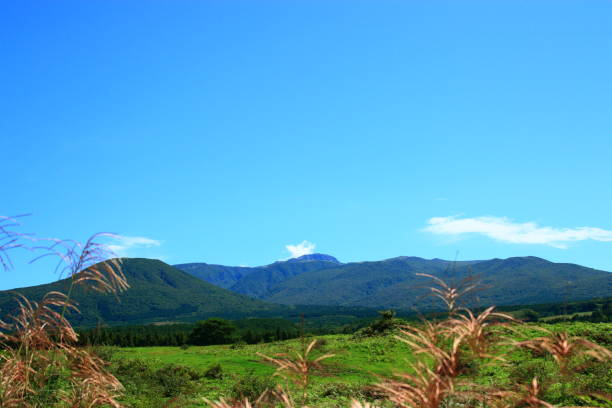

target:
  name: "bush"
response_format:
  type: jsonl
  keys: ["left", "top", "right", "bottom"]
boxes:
{"left": 111, "top": 359, "right": 203, "bottom": 402}
{"left": 114, "top": 358, "right": 154, "bottom": 380}
{"left": 571, "top": 360, "right": 612, "bottom": 399}
{"left": 204, "top": 363, "right": 224, "bottom": 380}
{"left": 154, "top": 364, "right": 202, "bottom": 397}
{"left": 230, "top": 369, "right": 276, "bottom": 401}
{"left": 90, "top": 345, "right": 119, "bottom": 362}
{"left": 354, "top": 310, "right": 401, "bottom": 337}
{"left": 508, "top": 355, "right": 555, "bottom": 386}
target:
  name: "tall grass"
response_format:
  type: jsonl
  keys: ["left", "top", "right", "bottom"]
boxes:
{"left": 0, "top": 215, "right": 128, "bottom": 407}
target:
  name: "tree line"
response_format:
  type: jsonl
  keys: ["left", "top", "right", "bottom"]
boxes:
{"left": 77, "top": 318, "right": 301, "bottom": 347}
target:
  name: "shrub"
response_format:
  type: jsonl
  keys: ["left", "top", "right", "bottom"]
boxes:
{"left": 90, "top": 345, "right": 119, "bottom": 362}
{"left": 154, "top": 364, "right": 202, "bottom": 397}
{"left": 354, "top": 310, "right": 402, "bottom": 337}
{"left": 114, "top": 358, "right": 154, "bottom": 379}
{"left": 204, "top": 363, "right": 224, "bottom": 380}
{"left": 229, "top": 369, "right": 276, "bottom": 401}
{"left": 508, "top": 355, "right": 555, "bottom": 386}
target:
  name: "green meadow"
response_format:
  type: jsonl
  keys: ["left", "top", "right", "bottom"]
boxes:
{"left": 108, "top": 322, "right": 612, "bottom": 408}
{"left": 111, "top": 335, "right": 411, "bottom": 407}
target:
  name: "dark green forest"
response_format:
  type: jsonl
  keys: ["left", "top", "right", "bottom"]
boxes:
{"left": 76, "top": 297, "right": 612, "bottom": 348}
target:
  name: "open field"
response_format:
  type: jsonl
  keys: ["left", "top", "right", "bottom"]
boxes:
{"left": 110, "top": 334, "right": 410, "bottom": 407}
{"left": 107, "top": 322, "right": 612, "bottom": 407}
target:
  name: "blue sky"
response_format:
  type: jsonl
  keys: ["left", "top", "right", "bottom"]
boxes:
{"left": 2, "top": 1, "right": 612, "bottom": 290}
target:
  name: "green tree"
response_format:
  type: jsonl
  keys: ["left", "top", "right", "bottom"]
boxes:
{"left": 188, "top": 318, "right": 237, "bottom": 345}
{"left": 360, "top": 310, "right": 399, "bottom": 336}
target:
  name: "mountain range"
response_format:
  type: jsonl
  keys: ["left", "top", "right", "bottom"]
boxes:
{"left": 0, "top": 254, "right": 610, "bottom": 327}
{"left": 174, "top": 254, "right": 612, "bottom": 309}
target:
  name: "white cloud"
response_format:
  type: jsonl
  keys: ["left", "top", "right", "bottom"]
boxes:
{"left": 106, "top": 235, "right": 162, "bottom": 256}
{"left": 423, "top": 216, "right": 612, "bottom": 249}
{"left": 285, "top": 240, "right": 316, "bottom": 259}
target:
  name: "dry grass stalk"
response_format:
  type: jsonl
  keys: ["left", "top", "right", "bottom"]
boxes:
{"left": 515, "top": 329, "right": 612, "bottom": 375}
{"left": 379, "top": 273, "right": 528, "bottom": 408}
{"left": 60, "top": 348, "right": 123, "bottom": 408}
{"left": 396, "top": 323, "right": 463, "bottom": 378}
{"left": 1, "top": 292, "right": 79, "bottom": 347}
{"left": 74, "top": 258, "right": 129, "bottom": 298}
{"left": 375, "top": 274, "right": 474, "bottom": 408}
{"left": 0, "top": 287, "right": 125, "bottom": 407}
{"left": 377, "top": 360, "right": 454, "bottom": 408}
{"left": 33, "top": 233, "right": 129, "bottom": 296}
{"left": 350, "top": 400, "right": 381, "bottom": 408}
{"left": 448, "top": 306, "right": 516, "bottom": 359}
{"left": 204, "top": 387, "right": 300, "bottom": 408}
{"left": 0, "top": 215, "right": 33, "bottom": 271}
{"left": 489, "top": 377, "right": 555, "bottom": 408}
{"left": 0, "top": 293, "right": 125, "bottom": 406}
{"left": 204, "top": 398, "right": 255, "bottom": 408}
{"left": 416, "top": 272, "right": 480, "bottom": 314}
{"left": 0, "top": 220, "right": 128, "bottom": 407}
{"left": 258, "top": 339, "right": 334, "bottom": 407}
{"left": 205, "top": 339, "right": 332, "bottom": 408}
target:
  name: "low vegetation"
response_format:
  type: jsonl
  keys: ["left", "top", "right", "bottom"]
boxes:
{"left": 98, "top": 322, "right": 610, "bottom": 407}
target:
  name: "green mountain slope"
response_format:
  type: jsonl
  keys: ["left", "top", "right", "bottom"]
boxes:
{"left": 259, "top": 256, "right": 612, "bottom": 309}
{"left": 174, "top": 254, "right": 342, "bottom": 297}
{"left": 171, "top": 263, "right": 255, "bottom": 289}
{"left": 0, "top": 258, "right": 285, "bottom": 327}
{"left": 4, "top": 256, "right": 609, "bottom": 327}
{"left": 229, "top": 258, "right": 342, "bottom": 298}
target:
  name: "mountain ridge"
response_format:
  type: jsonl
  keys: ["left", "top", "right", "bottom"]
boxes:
{"left": 0, "top": 258, "right": 286, "bottom": 327}
{"left": 173, "top": 253, "right": 343, "bottom": 297}
{"left": 176, "top": 255, "right": 611, "bottom": 310}
{"left": 1, "top": 255, "right": 610, "bottom": 328}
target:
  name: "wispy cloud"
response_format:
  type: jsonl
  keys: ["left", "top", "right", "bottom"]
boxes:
{"left": 285, "top": 240, "right": 316, "bottom": 259}
{"left": 106, "top": 235, "right": 162, "bottom": 256}
{"left": 423, "top": 216, "right": 612, "bottom": 249}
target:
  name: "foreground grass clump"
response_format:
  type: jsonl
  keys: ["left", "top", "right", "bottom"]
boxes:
{"left": 0, "top": 216, "right": 129, "bottom": 407}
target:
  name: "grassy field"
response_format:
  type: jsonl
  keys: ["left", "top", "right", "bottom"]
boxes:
{"left": 107, "top": 322, "right": 612, "bottom": 407}
{"left": 111, "top": 334, "right": 413, "bottom": 407}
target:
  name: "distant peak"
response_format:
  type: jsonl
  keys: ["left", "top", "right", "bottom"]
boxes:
{"left": 288, "top": 253, "right": 340, "bottom": 263}
{"left": 386, "top": 256, "right": 427, "bottom": 262}
{"left": 488, "top": 256, "right": 550, "bottom": 264}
